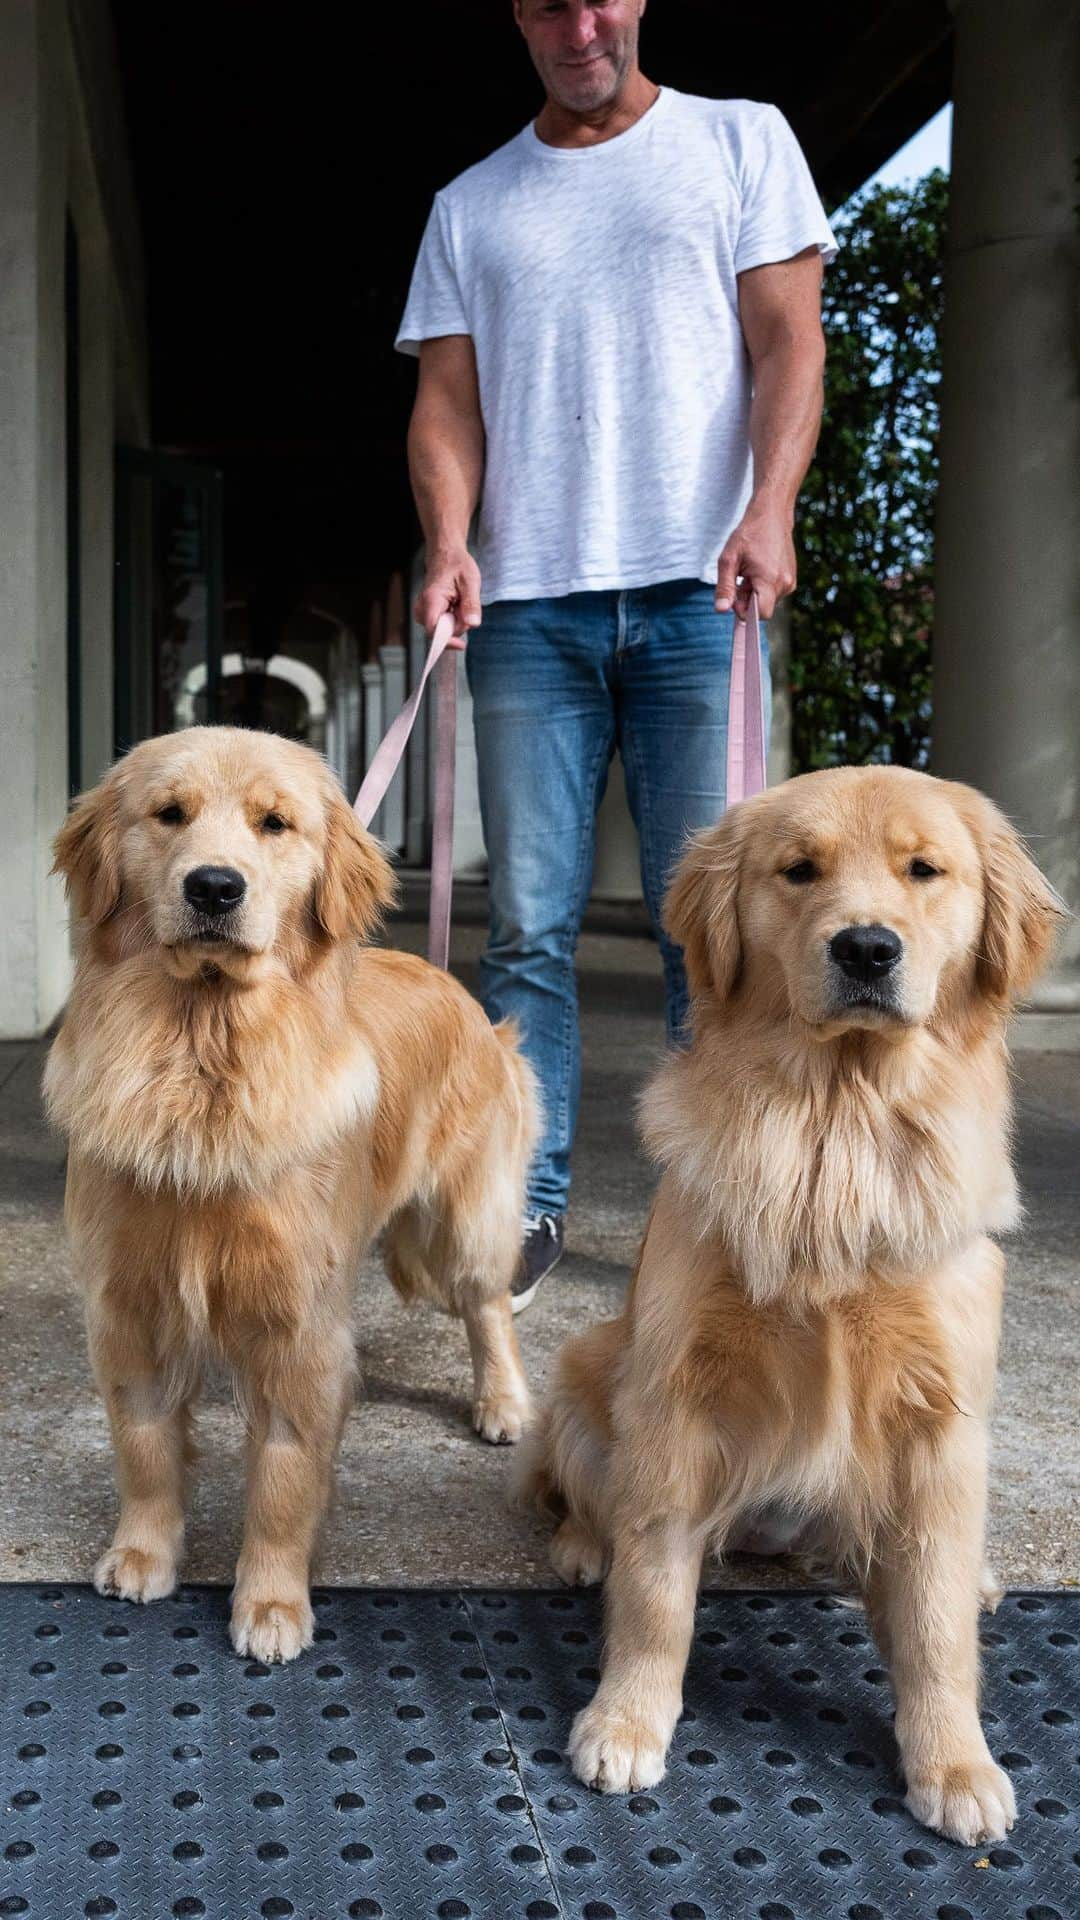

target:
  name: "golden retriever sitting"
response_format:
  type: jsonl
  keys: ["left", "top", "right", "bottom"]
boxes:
{"left": 45, "top": 726, "right": 538, "bottom": 1663}
{"left": 520, "top": 765, "right": 1060, "bottom": 1846}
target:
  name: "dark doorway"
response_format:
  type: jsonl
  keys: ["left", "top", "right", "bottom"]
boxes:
{"left": 114, "top": 449, "right": 223, "bottom": 752}
{"left": 107, "top": 3, "right": 951, "bottom": 608}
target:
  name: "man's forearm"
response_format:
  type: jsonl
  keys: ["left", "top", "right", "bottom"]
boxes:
{"left": 716, "top": 327, "right": 825, "bottom": 615}
{"left": 407, "top": 399, "right": 485, "bottom": 558}
{"left": 408, "top": 339, "right": 487, "bottom": 632}
{"left": 746, "top": 334, "right": 825, "bottom": 521}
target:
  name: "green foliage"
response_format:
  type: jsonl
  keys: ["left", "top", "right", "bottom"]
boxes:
{"left": 791, "top": 169, "right": 948, "bottom": 771}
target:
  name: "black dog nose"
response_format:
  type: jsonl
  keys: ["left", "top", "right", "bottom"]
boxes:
{"left": 183, "top": 865, "right": 246, "bottom": 916}
{"left": 829, "top": 923, "right": 902, "bottom": 981}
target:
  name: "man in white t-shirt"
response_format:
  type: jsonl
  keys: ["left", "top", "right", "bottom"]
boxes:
{"left": 397, "top": 0, "right": 836, "bottom": 1309}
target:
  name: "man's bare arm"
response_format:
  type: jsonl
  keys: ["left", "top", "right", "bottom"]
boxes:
{"left": 408, "top": 335, "right": 486, "bottom": 636}
{"left": 716, "top": 247, "right": 826, "bottom": 619}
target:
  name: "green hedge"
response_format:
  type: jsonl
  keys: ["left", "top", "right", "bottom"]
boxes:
{"left": 791, "top": 170, "right": 947, "bottom": 771}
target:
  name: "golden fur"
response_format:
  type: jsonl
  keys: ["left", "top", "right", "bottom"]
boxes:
{"left": 45, "top": 726, "right": 538, "bottom": 1663}
{"left": 519, "top": 765, "right": 1061, "bottom": 1846}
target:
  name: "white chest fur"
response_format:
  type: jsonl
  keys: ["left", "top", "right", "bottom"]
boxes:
{"left": 44, "top": 966, "right": 380, "bottom": 1197}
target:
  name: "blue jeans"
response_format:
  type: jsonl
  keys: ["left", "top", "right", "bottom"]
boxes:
{"left": 466, "top": 578, "right": 769, "bottom": 1217}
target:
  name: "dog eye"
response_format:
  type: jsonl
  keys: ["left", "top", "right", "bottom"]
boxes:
{"left": 781, "top": 859, "right": 817, "bottom": 885}
{"left": 156, "top": 804, "right": 185, "bottom": 826}
{"left": 909, "top": 859, "right": 940, "bottom": 880}
{"left": 260, "top": 812, "right": 289, "bottom": 834}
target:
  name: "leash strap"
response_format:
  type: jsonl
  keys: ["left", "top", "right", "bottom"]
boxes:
{"left": 725, "top": 591, "right": 768, "bottom": 807}
{"left": 356, "top": 592, "right": 763, "bottom": 966}
{"left": 353, "top": 611, "right": 466, "bottom": 970}
{"left": 427, "top": 642, "right": 459, "bottom": 971}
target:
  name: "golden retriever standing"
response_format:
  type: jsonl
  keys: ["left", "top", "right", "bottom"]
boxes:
{"left": 45, "top": 726, "right": 538, "bottom": 1663}
{"left": 520, "top": 765, "right": 1060, "bottom": 1845}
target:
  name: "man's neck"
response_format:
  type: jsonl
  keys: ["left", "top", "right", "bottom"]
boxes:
{"left": 533, "top": 69, "right": 660, "bottom": 149}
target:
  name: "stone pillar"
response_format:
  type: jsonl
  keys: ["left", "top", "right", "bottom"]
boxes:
{"left": 933, "top": 0, "right": 1080, "bottom": 1009}
{"left": 0, "top": 0, "right": 71, "bottom": 1037}
{"left": 70, "top": 185, "right": 116, "bottom": 791}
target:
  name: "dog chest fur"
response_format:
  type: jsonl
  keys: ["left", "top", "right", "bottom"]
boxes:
{"left": 68, "top": 1151, "right": 359, "bottom": 1356}
{"left": 640, "top": 1024, "right": 1018, "bottom": 1308}
{"left": 46, "top": 960, "right": 380, "bottom": 1198}
{"left": 626, "top": 1193, "right": 1003, "bottom": 1554}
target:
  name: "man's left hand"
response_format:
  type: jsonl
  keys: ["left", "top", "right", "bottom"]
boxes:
{"left": 715, "top": 503, "right": 797, "bottom": 619}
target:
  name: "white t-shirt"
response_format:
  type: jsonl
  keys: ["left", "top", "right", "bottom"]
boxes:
{"left": 396, "top": 89, "right": 837, "bottom": 605}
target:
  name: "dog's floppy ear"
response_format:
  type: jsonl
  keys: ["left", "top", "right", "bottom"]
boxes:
{"left": 52, "top": 765, "right": 126, "bottom": 925}
{"left": 314, "top": 789, "right": 398, "bottom": 943}
{"left": 664, "top": 808, "right": 746, "bottom": 1006}
{"left": 957, "top": 785, "right": 1063, "bottom": 1006}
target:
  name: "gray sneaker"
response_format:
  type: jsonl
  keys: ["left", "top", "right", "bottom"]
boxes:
{"left": 510, "top": 1212, "right": 565, "bottom": 1314}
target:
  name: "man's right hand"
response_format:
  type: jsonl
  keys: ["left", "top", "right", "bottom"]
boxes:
{"left": 415, "top": 546, "right": 482, "bottom": 640}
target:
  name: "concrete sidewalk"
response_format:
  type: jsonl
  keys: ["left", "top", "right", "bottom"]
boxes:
{"left": 0, "top": 884, "right": 1076, "bottom": 1591}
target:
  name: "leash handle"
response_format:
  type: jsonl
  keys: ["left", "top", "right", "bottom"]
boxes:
{"left": 427, "top": 643, "right": 458, "bottom": 970}
{"left": 725, "top": 591, "right": 768, "bottom": 807}
{"left": 353, "top": 610, "right": 466, "bottom": 971}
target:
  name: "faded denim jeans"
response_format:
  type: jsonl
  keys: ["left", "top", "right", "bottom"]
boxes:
{"left": 466, "top": 578, "right": 769, "bottom": 1217}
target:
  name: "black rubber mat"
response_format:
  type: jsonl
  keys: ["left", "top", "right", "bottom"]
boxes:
{"left": 1, "top": 1585, "right": 1075, "bottom": 1920}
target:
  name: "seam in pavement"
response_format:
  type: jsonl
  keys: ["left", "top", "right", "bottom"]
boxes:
{"left": 460, "top": 1587, "right": 567, "bottom": 1917}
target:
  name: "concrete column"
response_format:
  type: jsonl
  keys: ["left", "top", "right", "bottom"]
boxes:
{"left": 0, "top": 0, "right": 71, "bottom": 1037}
{"left": 933, "top": 0, "right": 1080, "bottom": 1008}
{"left": 70, "top": 190, "right": 115, "bottom": 790}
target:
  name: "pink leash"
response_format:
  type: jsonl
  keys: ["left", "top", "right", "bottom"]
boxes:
{"left": 725, "top": 591, "right": 768, "bottom": 806}
{"left": 353, "top": 612, "right": 466, "bottom": 969}
{"left": 354, "top": 593, "right": 765, "bottom": 969}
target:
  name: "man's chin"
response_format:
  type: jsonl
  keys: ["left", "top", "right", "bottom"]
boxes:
{"left": 550, "top": 63, "right": 619, "bottom": 113}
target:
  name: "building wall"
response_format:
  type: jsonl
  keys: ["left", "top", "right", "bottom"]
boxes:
{"left": 0, "top": 0, "right": 147, "bottom": 1038}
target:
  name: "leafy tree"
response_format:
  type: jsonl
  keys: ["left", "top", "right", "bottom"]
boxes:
{"left": 791, "top": 169, "right": 948, "bottom": 770}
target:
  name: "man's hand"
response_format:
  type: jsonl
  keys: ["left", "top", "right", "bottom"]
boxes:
{"left": 414, "top": 545, "right": 483, "bottom": 640}
{"left": 715, "top": 502, "right": 797, "bottom": 619}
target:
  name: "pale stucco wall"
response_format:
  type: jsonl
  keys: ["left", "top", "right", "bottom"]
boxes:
{"left": 0, "top": 0, "right": 147, "bottom": 1038}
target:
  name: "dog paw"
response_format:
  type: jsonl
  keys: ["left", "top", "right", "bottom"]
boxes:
{"left": 979, "top": 1561, "right": 1004, "bottom": 1613}
{"left": 93, "top": 1545, "right": 178, "bottom": 1604}
{"left": 472, "top": 1386, "right": 530, "bottom": 1445}
{"left": 550, "top": 1518, "right": 605, "bottom": 1587}
{"left": 230, "top": 1595, "right": 314, "bottom": 1665}
{"left": 906, "top": 1759, "right": 1017, "bottom": 1845}
{"left": 569, "top": 1698, "right": 671, "bottom": 1794}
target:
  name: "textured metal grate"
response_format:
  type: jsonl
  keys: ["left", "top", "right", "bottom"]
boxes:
{"left": 1, "top": 1584, "right": 1075, "bottom": 1919}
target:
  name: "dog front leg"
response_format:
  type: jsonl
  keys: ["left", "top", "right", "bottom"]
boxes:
{"left": 230, "top": 1326, "right": 356, "bottom": 1665}
{"left": 871, "top": 1420, "right": 1016, "bottom": 1846}
{"left": 91, "top": 1353, "right": 193, "bottom": 1605}
{"left": 569, "top": 1477, "right": 705, "bottom": 1794}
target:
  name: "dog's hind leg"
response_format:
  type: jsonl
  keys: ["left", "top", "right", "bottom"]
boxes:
{"left": 550, "top": 1514, "right": 607, "bottom": 1587}
{"left": 513, "top": 1316, "right": 625, "bottom": 1583}
{"left": 462, "top": 1289, "right": 531, "bottom": 1445}
{"left": 395, "top": 1084, "right": 534, "bottom": 1442}
{"left": 383, "top": 1199, "right": 531, "bottom": 1442}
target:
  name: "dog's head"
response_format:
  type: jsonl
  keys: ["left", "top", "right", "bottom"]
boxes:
{"left": 53, "top": 727, "right": 396, "bottom": 983}
{"left": 665, "top": 766, "right": 1062, "bottom": 1037}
